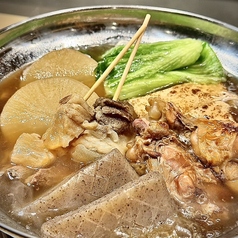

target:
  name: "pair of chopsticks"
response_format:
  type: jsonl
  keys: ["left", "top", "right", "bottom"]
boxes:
{"left": 83, "top": 14, "right": 151, "bottom": 101}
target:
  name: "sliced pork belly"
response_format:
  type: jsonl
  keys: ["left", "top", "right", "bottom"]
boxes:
{"left": 41, "top": 172, "right": 178, "bottom": 238}
{"left": 13, "top": 149, "right": 138, "bottom": 232}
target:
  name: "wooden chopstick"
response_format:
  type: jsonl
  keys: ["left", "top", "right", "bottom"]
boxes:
{"left": 83, "top": 14, "right": 151, "bottom": 101}
{"left": 112, "top": 32, "right": 144, "bottom": 101}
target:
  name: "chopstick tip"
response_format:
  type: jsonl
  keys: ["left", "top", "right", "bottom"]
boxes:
{"left": 145, "top": 14, "right": 151, "bottom": 20}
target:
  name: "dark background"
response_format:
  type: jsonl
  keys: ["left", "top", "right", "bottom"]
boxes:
{"left": 0, "top": 0, "right": 238, "bottom": 27}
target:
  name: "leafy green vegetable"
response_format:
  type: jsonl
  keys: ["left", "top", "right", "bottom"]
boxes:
{"left": 95, "top": 38, "right": 226, "bottom": 100}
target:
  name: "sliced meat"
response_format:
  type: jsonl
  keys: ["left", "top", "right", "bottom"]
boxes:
{"left": 94, "top": 97, "right": 137, "bottom": 134}
{"left": 42, "top": 94, "right": 94, "bottom": 150}
{"left": 71, "top": 121, "right": 131, "bottom": 164}
{"left": 13, "top": 149, "right": 139, "bottom": 232}
{"left": 132, "top": 118, "right": 170, "bottom": 140}
{"left": 126, "top": 118, "right": 170, "bottom": 164}
{"left": 41, "top": 172, "right": 179, "bottom": 238}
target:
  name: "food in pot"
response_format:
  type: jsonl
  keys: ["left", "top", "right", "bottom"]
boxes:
{"left": 0, "top": 38, "right": 238, "bottom": 237}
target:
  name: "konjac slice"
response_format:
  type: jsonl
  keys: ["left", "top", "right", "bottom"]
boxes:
{"left": 20, "top": 49, "right": 97, "bottom": 88}
{"left": 41, "top": 172, "right": 179, "bottom": 238}
{"left": 0, "top": 77, "right": 98, "bottom": 144}
{"left": 13, "top": 149, "right": 139, "bottom": 232}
